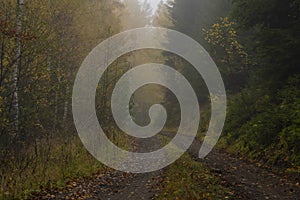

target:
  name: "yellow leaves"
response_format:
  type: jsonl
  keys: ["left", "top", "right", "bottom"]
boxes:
{"left": 46, "top": 193, "right": 55, "bottom": 198}
{"left": 212, "top": 23, "right": 220, "bottom": 28}
{"left": 203, "top": 17, "right": 249, "bottom": 70}
{"left": 0, "top": 96, "right": 3, "bottom": 114}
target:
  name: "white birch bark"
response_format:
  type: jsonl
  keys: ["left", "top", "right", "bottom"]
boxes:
{"left": 12, "top": 0, "right": 24, "bottom": 132}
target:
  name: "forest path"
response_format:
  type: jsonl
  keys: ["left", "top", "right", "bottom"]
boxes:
{"left": 161, "top": 132, "right": 300, "bottom": 200}
{"left": 31, "top": 133, "right": 300, "bottom": 200}
{"left": 30, "top": 136, "right": 163, "bottom": 200}
{"left": 97, "top": 136, "right": 163, "bottom": 200}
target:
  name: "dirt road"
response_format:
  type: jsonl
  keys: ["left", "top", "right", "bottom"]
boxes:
{"left": 32, "top": 133, "right": 300, "bottom": 199}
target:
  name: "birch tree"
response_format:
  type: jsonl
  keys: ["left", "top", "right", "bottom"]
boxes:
{"left": 12, "top": 0, "right": 24, "bottom": 133}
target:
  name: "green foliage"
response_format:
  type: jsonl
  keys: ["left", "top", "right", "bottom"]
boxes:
{"left": 203, "top": 0, "right": 300, "bottom": 169}
{"left": 223, "top": 76, "right": 300, "bottom": 166}
{"left": 231, "top": 0, "right": 300, "bottom": 89}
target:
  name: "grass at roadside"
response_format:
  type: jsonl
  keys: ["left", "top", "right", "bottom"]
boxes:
{"left": 0, "top": 137, "right": 103, "bottom": 200}
{"left": 156, "top": 136, "right": 233, "bottom": 200}
{"left": 155, "top": 153, "right": 233, "bottom": 200}
{"left": 0, "top": 129, "right": 130, "bottom": 200}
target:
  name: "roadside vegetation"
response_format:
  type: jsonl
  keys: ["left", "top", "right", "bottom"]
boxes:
{"left": 156, "top": 153, "right": 233, "bottom": 200}
{"left": 156, "top": 136, "right": 233, "bottom": 200}
{"left": 159, "top": 0, "right": 300, "bottom": 171}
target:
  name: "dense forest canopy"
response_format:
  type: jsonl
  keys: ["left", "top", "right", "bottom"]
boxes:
{"left": 155, "top": 0, "right": 300, "bottom": 166}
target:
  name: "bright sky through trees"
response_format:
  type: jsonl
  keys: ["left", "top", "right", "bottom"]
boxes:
{"left": 139, "top": 0, "right": 165, "bottom": 14}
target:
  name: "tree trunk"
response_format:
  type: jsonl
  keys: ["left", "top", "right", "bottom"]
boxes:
{"left": 63, "top": 84, "right": 69, "bottom": 124}
{"left": 12, "top": 0, "right": 24, "bottom": 132}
